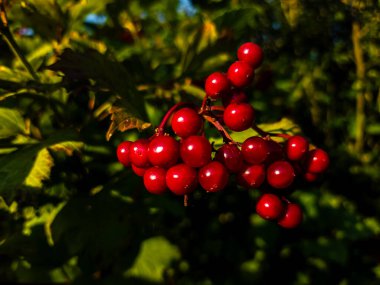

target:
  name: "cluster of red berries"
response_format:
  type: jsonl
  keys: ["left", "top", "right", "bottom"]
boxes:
{"left": 116, "top": 42, "right": 329, "bottom": 229}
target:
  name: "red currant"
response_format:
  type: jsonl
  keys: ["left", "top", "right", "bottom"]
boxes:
{"left": 198, "top": 161, "right": 229, "bottom": 193}
{"left": 130, "top": 139, "right": 150, "bottom": 167}
{"left": 205, "top": 72, "right": 230, "bottom": 99}
{"left": 148, "top": 135, "right": 179, "bottom": 168}
{"left": 237, "top": 42, "right": 263, "bottom": 69}
{"left": 265, "top": 140, "right": 284, "bottom": 163}
{"left": 223, "top": 103, "right": 255, "bottom": 132}
{"left": 256, "top": 193, "right": 284, "bottom": 220}
{"left": 215, "top": 144, "right": 244, "bottom": 173}
{"left": 166, "top": 163, "right": 198, "bottom": 195}
{"left": 227, "top": 61, "right": 254, "bottom": 88}
{"left": 303, "top": 172, "right": 318, "bottom": 182}
{"left": 143, "top": 167, "right": 167, "bottom": 194}
{"left": 285, "top": 135, "right": 309, "bottom": 161}
{"left": 222, "top": 90, "right": 248, "bottom": 107}
{"left": 180, "top": 136, "right": 212, "bottom": 168}
{"left": 267, "top": 161, "right": 295, "bottom": 189}
{"left": 305, "top": 148, "right": 329, "bottom": 174}
{"left": 237, "top": 164, "right": 266, "bottom": 189}
{"left": 132, "top": 164, "right": 149, "bottom": 177}
{"left": 117, "top": 141, "right": 132, "bottom": 167}
{"left": 241, "top": 136, "right": 269, "bottom": 164}
{"left": 171, "top": 107, "right": 203, "bottom": 138}
{"left": 278, "top": 203, "right": 303, "bottom": 229}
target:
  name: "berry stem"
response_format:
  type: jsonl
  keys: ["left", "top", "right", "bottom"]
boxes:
{"left": 199, "top": 96, "right": 210, "bottom": 114}
{"left": 203, "top": 113, "right": 234, "bottom": 143}
{"left": 156, "top": 102, "right": 192, "bottom": 135}
{"left": 210, "top": 106, "right": 225, "bottom": 112}
{"left": 252, "top": 123, "right": 291, "bottom": 139}
{"left": 184, "top": 194, "right": 189, "bottom": 207}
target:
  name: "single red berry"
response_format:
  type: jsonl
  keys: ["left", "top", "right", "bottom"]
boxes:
{"left": 215, "top": 144, "right": 244, "bottom": 173}
{"left": 303, "top": 172, "right": 318, "bottom": 182}
{"left": 180, "top": 136, "right": 212, "bottom": 168}
{"left": 132, "top": 164, "right": 149, "bottom": 177}
{"left": 205, "top": 72, "right": 230, "bottom": 99}
{"left": 166, "top": 163, "right": 198, "bottom": 195}
{"left": 267, "top": 161, "right": 295, "bottom": 189}
{"left": 171, "top": 107, "right": 203, "bottom": 138}
{"left": 304, "top": 149, "right": 329, "bottom": 174}
{"left": 130, "top": 139, "right": 150, "bottom": 167}
{"left": 256, "top": 193, "right": 284, "bottom": 220}
{"left": 143, "top": 167, "right": 167, "bottom": 194}
{"left": 227, "top": 61, "right": 254, "bottom": 88}
{"left": 148, "top": 135, "right": 179, "bottom": 168}
{"left": 265, "top": 140, "right": 284, "bottom": 163}
{"left": 198, "top": 161, "right": 229, "bottom": 193}
{"left": 285, "top": 135, "right": 309, "bottom": 161}
{"left": 237, "top": 42, "right": 263, "bottom": 69}
{"left": 237, "top": 164, "right": 266, "bottom": 189}
{"left": 278, "top": 203, "right": 303, "bottom": 229}
{"left": 241, "top": 136, "right": 269, "bottom": 165}
{"left": 223, "top": 103, "right": 255, "bottom": 132}
{"left": 222, "top": 90, "right": 248, "bottom": 107}
{"left": 117, "top": 141, "right": 132, "bottom": 167}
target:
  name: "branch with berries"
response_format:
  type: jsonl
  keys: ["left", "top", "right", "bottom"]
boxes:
{"left": 116, "top": 42, "right": 329, "bottom": 229}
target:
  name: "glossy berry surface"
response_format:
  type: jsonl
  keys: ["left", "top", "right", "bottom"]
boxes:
{"left": 143, "top": 167, "right": 167, "bottom": 194}
{"left": 278, "top": 203, "right": 303, "bottom": 229}
{"left": 166, "top": 164, "right": 198, "bottom": 195}
{"left": 227, "top": 61, "right": 254, "bottom": 88}
{"left": 265, "top": 140, "right": 284, "bottom": 163}
{"left": 180, "top": 136, "right": 212, "bottom": 168}
{"left": 267, "top": 161, "right": 295, "bottom": 189}
{"left": 237, "top": 42, "right": 263, "bottom": 68}
{"left": 222, "top": 90, "right": 248, "bottom": 107}
{"left": 198, "top": 161, "right": 229, "bottom": 192}
{"left": 116, "top": 141, "right": 132, "bottom": 167}
{"left": 305, "top": 148, "right": 330, "bottom": 174}
{"left": 205, "top": 72, "right": 230, "bottom": 99}
{"left": 171, "top": 107, "right": 203, "bottom": 138}
{"left": 241, "top": 136, "right": 269, "bottom": 165}
{"left": 215, "top": 144, "right": 244, "bottom": 173}
{"left": 237, "top": 164, "right": 266, "bottom": 189}
{"left": 148, "top": 135, "right": 179, "bottom": 168}
{"left": 256, "top": 193, "right": 284, "bottom": 220}
{"left": 130, "top": 139, "right": 150, "bottom": 167}
{"left": 223, "top": 103, "right": 255, "bottom": 132}
{"left": 285, "top": 135, "right": 309, "bottom": 161}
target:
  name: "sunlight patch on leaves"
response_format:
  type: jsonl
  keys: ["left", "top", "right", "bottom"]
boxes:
{"left": 24, "top": 148, "right": 53, "bottom": 188}
{"left": 0, "top": 108, "right": 26, "bottom": 139}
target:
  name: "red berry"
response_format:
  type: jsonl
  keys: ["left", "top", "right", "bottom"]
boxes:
{"left": 130, "top": 139, "right": 150, "bottom": 167}
{"left": 265, "top": 140, "right": 284, "bottom": 163}
{"left": 180, "top": 136, "right": 212, "bottom": 168}
{"left": 227, "top": 61, "right": 254, "bottom": 88}
{"left": 285, "top": 135, "right": 309, "bottom": 161}
{"left": 305, "top": 149, "right": 329, "bottom": 174}
{"left": 256, "top": 193, "right": 284, "bottom": 220}
{"left": 267, "top": 161, "right": 295, "bottom": 189}
{"left": 198, "top": 161, "right": 229, "bottom": 193}
{"left": 205, "top": 72, "right": 230, "bottom": 99}
{"left": 237, "top": 164, "right": 266, "bottom": 189}
{"left": 132, "top": 164, "right": 149, "bottom": 177}
{"left": 241, "top": 136, "right": 269, "bottom": 164}
{"left": 222, "top": 90, "right": 248, "bottom": 107}
{"left": 171, "top": 107, "right": 203, "bottom": 138}
{"left": 166, "top": 163, "right": 198, "bottom": 195}
{"left": 278, "top": 203, "right": 303, "bottom": 229}
{"left": 143, "top": 167, "right": 167, "bottom": 194}
{"left": 148, "top": 135, "right": 179, "bottom": 168}
{"left": 223, "top": 103, "right": 255, "bottom": 132}
{"left": 303, "top": 172, "right": 318, "bottom": 182}
{"left": 117, "top": 141, "right": 132, "bottom": 167}
{"left": 215, "top": 144, "right": 244, "bottom": 173}
{"left": 237, "top": 42, "right": 263, "bottom": 69}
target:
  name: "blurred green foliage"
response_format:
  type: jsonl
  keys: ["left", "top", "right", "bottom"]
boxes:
{"left": 0, "top": 0, "right": 379, "bottom": 284}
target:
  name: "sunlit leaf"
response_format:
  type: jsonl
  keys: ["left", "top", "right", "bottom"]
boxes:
{"left": 24, "top": 148, "right": 53, "bottom": 188}
{"left": 0, "top": 108, "right": 26, "bottom": 139}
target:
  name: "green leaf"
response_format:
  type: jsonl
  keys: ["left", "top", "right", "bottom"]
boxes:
{"left": 24, "top": 148, "right": 53, "bottom": 188}
{"left": 124, "top": 236, "right": 181, "bottom": 282}
{"left": 0, "top": 108, "right": 26, "bottom": 139}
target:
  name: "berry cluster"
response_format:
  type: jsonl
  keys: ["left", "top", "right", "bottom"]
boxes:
{"left": 116, "top": 42, "right": 329, "bottom": 229}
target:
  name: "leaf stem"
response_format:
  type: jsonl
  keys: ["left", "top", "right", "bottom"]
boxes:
{"left": 203, "top": 113, "right": 234, "bottom": 143}
{"left": 0, "top": 0, "right": 39, "bottom": 81}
